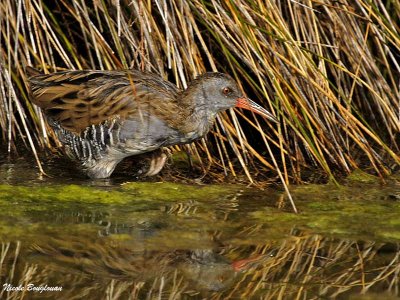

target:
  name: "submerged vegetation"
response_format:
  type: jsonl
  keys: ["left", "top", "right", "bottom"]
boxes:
{"left": 0, "top": 0, "right": 399, "bottom": 183}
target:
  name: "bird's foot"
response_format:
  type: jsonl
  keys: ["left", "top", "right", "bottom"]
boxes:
{"left": 144, "top": 151, "right": 168, "bottom": 177}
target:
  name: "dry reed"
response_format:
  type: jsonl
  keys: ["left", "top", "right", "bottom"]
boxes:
{"left": 0, "top": 0, "right": 399, "bottom": 184}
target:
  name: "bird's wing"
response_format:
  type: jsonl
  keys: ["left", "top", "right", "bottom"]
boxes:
{"left": 28, "top": 70, "right": 179, "bottom": 134}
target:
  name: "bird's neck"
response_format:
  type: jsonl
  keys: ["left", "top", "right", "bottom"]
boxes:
{"left": 178, "top": 85, "right": 217, "bottom": 137}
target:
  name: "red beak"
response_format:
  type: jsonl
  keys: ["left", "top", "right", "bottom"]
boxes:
{"left": 235, "top": 97, "right": 278, "bottom": 123}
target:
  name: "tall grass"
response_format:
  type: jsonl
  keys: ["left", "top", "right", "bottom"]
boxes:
{"left": 0, "top": 0, "right": 399, "bottom": 183}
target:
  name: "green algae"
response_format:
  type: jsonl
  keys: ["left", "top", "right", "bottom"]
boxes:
{"left": 121, "top": 181, "right": 241, "bottom": 201}
{"left": 346, "top": 169, "right": 380, "bottom": 183}
{"left": 0, "top": 182, "right": 242, "bottom": 243}
{"left": 0, "top": 184, "right": 129, "bottom": 204}
{"left": 249, "top": 183, "right": 400, "bottom": 243}
{"left": 1, "top": 180, "right": 400, "bottom": 247}
{"left": 0, "top": 182, "right": 240, "bottom": 204}
{"left": 170, "top": 150, "right": 202, "bottom": 168}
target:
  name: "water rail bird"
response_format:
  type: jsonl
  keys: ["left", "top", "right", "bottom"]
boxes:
{"left": 27, "top": 68, "right": 277, "bottom": 178}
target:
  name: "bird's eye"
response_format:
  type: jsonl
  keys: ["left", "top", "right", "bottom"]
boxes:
{"left": 222, "top": 87, "right": 232, "bottom": 95}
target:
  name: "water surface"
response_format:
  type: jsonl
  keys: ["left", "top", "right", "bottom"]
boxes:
{"left": 0, "top": 153, "right": 399, "bottom": 299}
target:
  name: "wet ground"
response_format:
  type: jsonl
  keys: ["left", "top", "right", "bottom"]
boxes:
{"left": 0, "top": 152, "right": 400, "bottom": 299}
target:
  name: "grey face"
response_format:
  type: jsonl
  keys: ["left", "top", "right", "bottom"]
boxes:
{"left": 195, "top": 73, "right": 243, "bottom": 112}
{"left": 189, "top": 72, "right": 278, "bottom": 123}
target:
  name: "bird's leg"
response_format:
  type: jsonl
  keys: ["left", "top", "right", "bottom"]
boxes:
{"left": 144, "top": 149, "right": 168, "bottom": 177}
{"left": 83, "top": 157, "right": 122, "bottom": 179}
{"left": 185, "top": 145, "right": 194, "bottom": 172}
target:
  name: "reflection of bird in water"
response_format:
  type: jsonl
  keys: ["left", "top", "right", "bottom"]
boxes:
{"left": 178, "top": 249, "right": 235, "bottom": 292}
{"left": 30, "top": 236, "right": 237, "bottom": 292}
{"left": 27, "top": 67, "right": 277, "bottom": 178}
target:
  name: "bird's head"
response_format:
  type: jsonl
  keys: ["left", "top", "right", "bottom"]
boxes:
{"left": 187, "top": 72, "right": 277, "bottom": 122}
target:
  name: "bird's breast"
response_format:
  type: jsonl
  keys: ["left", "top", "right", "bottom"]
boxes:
{"left": 118, "top": 114, "right": 187, "bottom": 151}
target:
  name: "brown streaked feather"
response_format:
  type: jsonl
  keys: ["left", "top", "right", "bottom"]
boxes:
{"left": 28, "top": 70, "right": 181, "bottom": 133}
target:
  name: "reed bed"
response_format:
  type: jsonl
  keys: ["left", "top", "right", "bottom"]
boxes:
{"left": 0, "top": 0, "right": 399, "bottom": 183}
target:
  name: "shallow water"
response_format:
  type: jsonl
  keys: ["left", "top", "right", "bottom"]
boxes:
{"left": 0, "top": 152, "right": 400, "bottom": 299}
